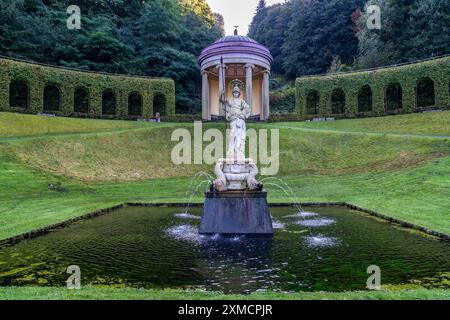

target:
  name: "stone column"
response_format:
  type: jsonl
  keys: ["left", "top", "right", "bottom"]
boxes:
{"left": 245, "top": 64, "right": 254, "bottom": 112}
{"left": 262, "top": 70, "right": 270, "bottom": 120}
{"left": 201, "top": 70, "right": 210, "bottom": 120}
{"left": 217, "top": 63, "right": 226, "bottom": 116}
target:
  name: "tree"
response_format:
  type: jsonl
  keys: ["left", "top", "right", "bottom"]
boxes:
{"left": 249, "top": 0, "right": 364, "bottom": 78}
{"left": 407, "top": 0, "right": 450, "bottom": 59}
{"left": 136, "top": 0, "right": 221, "bottom": 113}
{"left": 248, "top": 0, "right": 267, "bottom": 37}
{"left": 282, "top": 0, "right": 362, "bottom": 78}
{"left": 355, "top": 0, "right": 449, "bottom": 69}
{"left": 0, "top": 0, "right": 222, "bottom": 114}
{"left": 248, "top": 3, "right": 289, "bottom": 75}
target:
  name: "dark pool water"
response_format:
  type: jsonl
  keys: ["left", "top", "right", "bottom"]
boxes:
{"left": 0, "top": 206, "right": 449, "bottom": 293}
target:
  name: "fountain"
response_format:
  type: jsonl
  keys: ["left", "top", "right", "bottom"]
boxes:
{"left": 199, "top": 79, "right": 273, "bottom": 236}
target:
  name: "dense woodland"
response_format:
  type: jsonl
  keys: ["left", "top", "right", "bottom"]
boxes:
{"left": 249, "top": 0, "right": 450, "bottom": 80}
{"left": 0, "top": 0, "right": 223, "bottom": 113}
{"left": 0, "top": 0, "right": 449, "bottom": 114}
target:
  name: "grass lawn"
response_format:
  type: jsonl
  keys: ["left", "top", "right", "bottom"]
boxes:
{"left": 0, "top": 286, "right": 448, "bottom": 300}
{"left": 0, "top": 112, "right": 182, "bottom": 139}
{"left": 0, "top": 111, "right": 449, "bottom": 300}
{"left": 273, "top": 111, "right": 450, "bottom": 137}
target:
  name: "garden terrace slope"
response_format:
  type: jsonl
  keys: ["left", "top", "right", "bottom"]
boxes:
{"left": 0, "top": 112, "right": 449, "bottom": 239}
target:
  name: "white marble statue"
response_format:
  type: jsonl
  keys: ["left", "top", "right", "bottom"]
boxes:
{"left": 214, "top": 79, "right": 261, "bottom": 192}
{"left": 221, "top": 81, "right": 251, "bottom": 161}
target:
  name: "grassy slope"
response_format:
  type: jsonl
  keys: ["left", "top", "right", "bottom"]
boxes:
{"left": 274, "top": 111, "right": 450, "bottom": 136}
{"left": 1, "top": 156, "right": 449, "bottom": 239}
{"left": 2, "top": 122, "right": 448, "bottom": 181}
{"left": 0, "top": 286, "right": 448, "bottom": 300}
{"left": 1, "top": 111, "right": 450, "bottom": 300}
{"left": 0, "top": 112, "right": 449, "bottom": 239}
{"left": 0, "top": 112, "right": 177, "bottom": 138}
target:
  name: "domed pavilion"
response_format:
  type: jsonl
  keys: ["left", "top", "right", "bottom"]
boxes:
{"left": 198, "top": 29, "right": 273, "bottom": 121}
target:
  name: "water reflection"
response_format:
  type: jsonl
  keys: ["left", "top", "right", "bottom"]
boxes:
{"left": 197, "top": 236, "right": 276, "bottom": 294}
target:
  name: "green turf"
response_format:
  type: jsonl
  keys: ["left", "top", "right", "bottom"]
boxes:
{"left": 1, "top": 156, "right": 449, "bottom": 240}
{"left": 2, "top": 121, "right": 448, "bottom": 181}
{"left": 0, "top": 112, "right": 179, "bottom": 138}
{"left": 0, "top": 111, "right": 449, "bottom": 300}
{"left": 0, "top": 286, "right": 448, "bottom": 300}
{"left": 272, "top": 111, "right": 450, "bottom": 137}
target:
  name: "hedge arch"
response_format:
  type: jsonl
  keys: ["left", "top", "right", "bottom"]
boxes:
{"left": 74, "top": 87, "right": 89, "bottom": 114}
{"left": 9, "top": 80, "right": 29, "bottom": 111}
{"left": 0, "top": 57, "right": 175, "bottom": 119}
{"left": 128, "top": 92, "right": 143, "bottom": 117}
{"left": 416, "top": 77, "right": 435, "bottom": 109}
{"left": 306, "top": 90, "right": 319, "bottom": 115}
{"left": 385, "top": 82, "right": 402, "bottom": 112}
{"left": 102, "top": 90, "right": 116, "bottom": 116}
{"left": 330, "top": 89, "right": 345, "bottom": 114}
{"left": 294, "top": 56, "right": 450, "bottom": 120}
{"left": 153, "top": 93, "right": 167, "bottom": 116}
{"left": 357, "top": 85, "right": 373, "bottom": 113}
{"left": 43, "top": 85, "right": 61, "bottom": 112}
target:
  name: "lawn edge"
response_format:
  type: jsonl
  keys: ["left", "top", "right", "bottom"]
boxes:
{"left": 0, "top": 286, "right": 449, "bottom": 300}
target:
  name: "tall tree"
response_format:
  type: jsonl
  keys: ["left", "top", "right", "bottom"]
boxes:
{"left": 0, "top": 0, "right": 222, "bottom": 113}
{"left": 248, "top": 0, "right": 267, "bottom": 38}
{"left": 355, "top": 0, "right": 449, "bottom": 68}
{"left": 404, "top": 0, "right": 450, "bottom": 59}
{"left": 281, "top": 0, "right": 362, "bottom": 78}
{"left": 249, "top": 0, "right": 364, "bottom": 78}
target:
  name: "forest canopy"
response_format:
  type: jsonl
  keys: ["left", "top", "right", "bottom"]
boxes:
{"left": 0, "top": 0, "right": 223, "bottom": 114}
{"left": 0, "top": 0, "right": 448, "bottom": 113}
{"left": 249, "top": 0, "right": 450, "bottom": 79}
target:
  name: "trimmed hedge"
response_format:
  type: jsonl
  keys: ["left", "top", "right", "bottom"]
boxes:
{"left": 268, "top": 113, "right": 302, "bottom": 122}
{"left": 295, "top": 56, "right": 450, "bottom": 120}
{"left": 0, "top": 57, "right": 175, "bottom": 119}
{"left": 270, "top": 88, "right": 296, "bottom": 114}
{"left": 162, "top": 114, "right": 202, "bottom": 122}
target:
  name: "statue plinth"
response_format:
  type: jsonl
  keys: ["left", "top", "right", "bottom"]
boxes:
{"left": 200, "top": 157, "right": 273, "bottom": 236}
{"left": 199, "top": 191, "right": 273, "bottom": 235}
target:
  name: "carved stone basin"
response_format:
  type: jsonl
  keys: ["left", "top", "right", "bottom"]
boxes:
{"left": 215, "top": 158, "right": 259, "bottom": 191}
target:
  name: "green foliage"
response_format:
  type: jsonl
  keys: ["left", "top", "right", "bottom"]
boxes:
{"left": 249, "top": 0, "right": 364, "bottom": 78}
{"left": 355, "top": 0, "right": 450, "bottom": 69}
{"left": 270, "top": 88, "right": 296, "bottom": 114}
{"left": 0, "top": 57, "right": 175, "bottom": 118}
{"left": 136, "top": 0, "right": 222, "bottom": 113}
{"left": 0, "top": 0, "right": 222, "bottom": 114}
{"left": 248, "top": 2, "right": 289, "bottom": 75}
{"left": 249, "top": 0, "right": 449, "bottom": 81}
{"left": 295, "top": 56, "right": 450, "bottom": 119}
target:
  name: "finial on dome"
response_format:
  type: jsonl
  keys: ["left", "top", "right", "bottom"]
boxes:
{"left": 233, "top": 26, "right": 239, "bottom": 36}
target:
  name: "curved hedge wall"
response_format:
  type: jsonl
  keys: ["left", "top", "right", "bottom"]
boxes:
{"left": 0, "top": 57, "right": 175, "bottom": 119}
{"left": 269, "top": 88, "right": 296, "bottom": 114}
{"left": 295, "top": 56, "right": 450, "bottom": 120}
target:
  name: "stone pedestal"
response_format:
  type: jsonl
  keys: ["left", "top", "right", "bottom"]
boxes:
{"left": 199, "top": 191, "right": 273, "bottom": 236}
